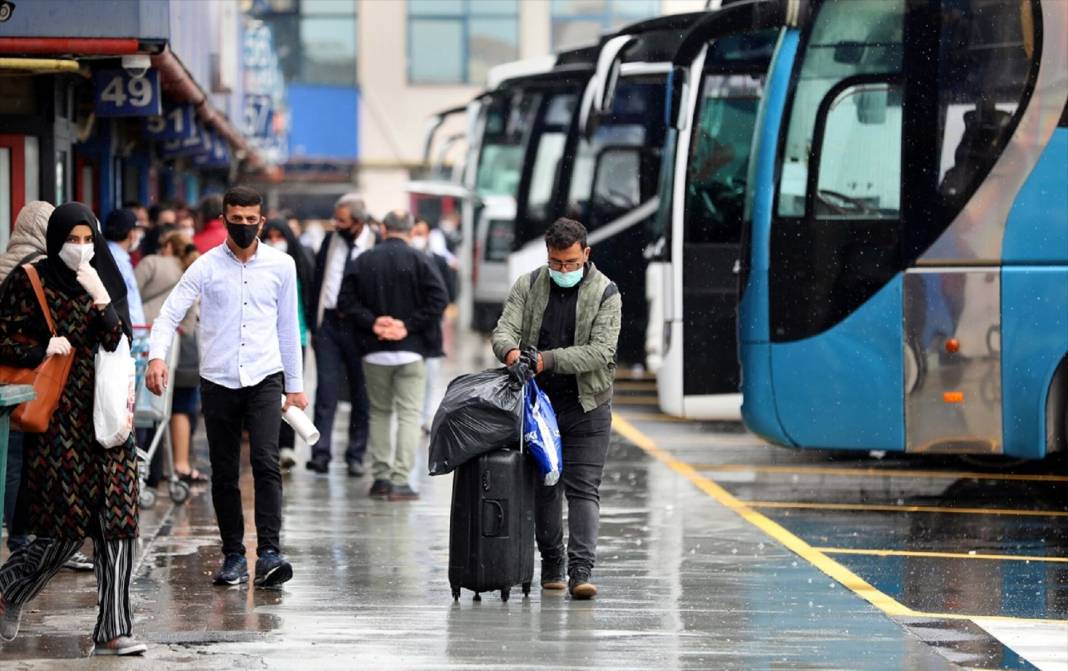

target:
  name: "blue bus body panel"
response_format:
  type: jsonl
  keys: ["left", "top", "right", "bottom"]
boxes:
{"left": 1001, "top": 267, "right": 1068, "bottom": 459}
{"left": 769, "top": 277, "right": 905, "bottom": 451}
{"left": 741, "top": 342, "right": 797, "bottom": 446}
{"left": 1001, "top": 130, "right": 1068, "bottom": 459}
{"left": 1002, "top": 130, "right": 1068, "bottom": 264}
{"left": 739, "top": 30, "right": 799, "bottom": 446}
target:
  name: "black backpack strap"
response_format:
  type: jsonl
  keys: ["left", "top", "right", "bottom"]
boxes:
{"left": 601, "top": 281, "right": 619, "bottom": 304}
{"left": 528, "top": 266, "right": 544, "bottom": 290}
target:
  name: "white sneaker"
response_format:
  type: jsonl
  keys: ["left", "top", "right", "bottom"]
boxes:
{"left": 0, "top": 596, "right": 22, "bottom": 642}
{"left": 94, "top": 636, "right": 147, "bottom": 656}
{"left": 63, "top": 551, "right": 94, "bottom": 571}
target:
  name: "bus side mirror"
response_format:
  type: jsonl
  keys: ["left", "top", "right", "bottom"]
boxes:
{"left": 581, "top": 35, "right": 635, "bottom": 139}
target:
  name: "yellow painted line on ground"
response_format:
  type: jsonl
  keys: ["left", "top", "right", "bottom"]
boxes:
{"left": 614, "top": 381, "right": 657, "bottom": 392}
{"left": 646, "top": 433, "right": 758, "bottom": 446}
{"left": 617, "top": 411, "right": 696, "bottom": 423}
{"left": 612, "top": 396, "right": 660, "bottom": 406}
{"left": 694, "top": 463, "right": 1068, "bottom": 484}
{"left": 745, "top": 500, "right": 1068, "bottom": 518}
{"left": 612, "top": 414, "right": 912, "bottom": 616}
{"left": 611, "top": 414, "right": 1068, "bottom": 626}
{"left": 814, "top": 547, "right": 1068, "bottom": 564}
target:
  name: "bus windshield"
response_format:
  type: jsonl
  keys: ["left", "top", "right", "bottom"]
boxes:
{"left": 524, "top": 93, "right": 579, "bottom": 222}
{"left": 684, "top": 74, "right": 764, "bottom": 243}
{"left": 776, "top": 0, "right": 904, "bottom": 219}
{"left": 567, "top": 77, "right": 666, "bottom": 225}
{"left": 474, "top": 89, "right": 540, "bottom": 196}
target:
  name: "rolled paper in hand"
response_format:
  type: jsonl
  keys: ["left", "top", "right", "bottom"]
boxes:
{"left": 280, "top": 395, "right": 321, "bottom": 445}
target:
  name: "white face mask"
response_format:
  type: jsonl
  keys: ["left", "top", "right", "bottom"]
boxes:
{"left": 267, "top": 239, "right": 288, "bottom": 252}
{"left": 179, "top": 226, "right": 196, "bottom": 238}
{"left": 59, "top": 243, "right": 95, "bottom": 271}
{"left": 410, "top": 236, "right": 428, "bottom": 252}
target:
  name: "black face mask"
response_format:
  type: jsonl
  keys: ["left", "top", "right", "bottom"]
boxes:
{"left": 337, "top": 224, "right": 356, "bottom": 242}
{"left": 227, "top": 222, "right": 260, "bottom": 249}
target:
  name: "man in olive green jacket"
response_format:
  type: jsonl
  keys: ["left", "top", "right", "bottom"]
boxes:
{"left": 492, "top": 218, "right": 621, "bottom": 600}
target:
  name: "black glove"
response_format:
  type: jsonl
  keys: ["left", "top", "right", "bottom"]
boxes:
{"left": 519, "top": 346, "right": 539, "bottom": 377}
{"left": 507, "top": 359, "right": 530, "bottom": 388}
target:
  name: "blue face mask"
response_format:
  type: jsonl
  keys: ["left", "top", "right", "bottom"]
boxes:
{"left": 549, "top": 266, "right": 584, "bottom": 288}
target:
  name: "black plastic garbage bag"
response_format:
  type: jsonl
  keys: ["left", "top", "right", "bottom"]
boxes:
{"left": 428, "top": 367, "right": 525, "bottom": 476}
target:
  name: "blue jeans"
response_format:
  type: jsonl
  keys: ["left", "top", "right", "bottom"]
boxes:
{"left": 312, "top": 311, "right": 369, "bottom": 464}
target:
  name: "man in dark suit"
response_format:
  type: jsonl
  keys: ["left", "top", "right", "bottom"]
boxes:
{"left": 306, "top": 194, "right": 376, "bottom": 476}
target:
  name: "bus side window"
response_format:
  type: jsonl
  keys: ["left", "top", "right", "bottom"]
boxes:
{"left": 933, "top": 0, "right": 1035, "bottom": 220}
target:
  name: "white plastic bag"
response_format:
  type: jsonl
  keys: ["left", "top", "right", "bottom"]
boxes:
{"left": 94, "top": 335, "right": 135, "bottom": 448}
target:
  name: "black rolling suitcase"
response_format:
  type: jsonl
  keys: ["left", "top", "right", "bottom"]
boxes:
{"left": 448, "top": 447, "right": 536, "bottom": 601}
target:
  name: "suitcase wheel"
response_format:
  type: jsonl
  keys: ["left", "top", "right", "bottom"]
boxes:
{"left": 500, "top": 588, "right": 510, "bottom": 602}
{"left": 452, "top": 588, "right": 461, "bottom": 601}
{"left": 522, "top": 582, "right": 531, "bottom": 597}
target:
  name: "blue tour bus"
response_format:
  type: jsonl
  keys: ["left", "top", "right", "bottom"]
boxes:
{"left": 739, "top": 0, "right": 1068, "bottom": 459}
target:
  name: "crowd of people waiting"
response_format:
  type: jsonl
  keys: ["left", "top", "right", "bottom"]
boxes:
{"left": 0, "top": 189, "right": 459, "bottom": 654}
{"left": 0, "top": 184, "right": 617, "bottom": 654}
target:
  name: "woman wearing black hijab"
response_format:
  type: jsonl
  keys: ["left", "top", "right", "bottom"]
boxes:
{"left": 261, "top": 218, "right": 314, "bottom": 469}
{"left": 0, "top": 202, "right": 145, "bottom": 655}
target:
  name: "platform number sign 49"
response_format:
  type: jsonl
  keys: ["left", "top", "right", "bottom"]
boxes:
{"left": 94, "top": 69, "right": 162, "bottom": 117}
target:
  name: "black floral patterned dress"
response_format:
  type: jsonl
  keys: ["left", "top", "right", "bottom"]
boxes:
{"left": 0, "top": 266, "right": 139, "bottom": 540}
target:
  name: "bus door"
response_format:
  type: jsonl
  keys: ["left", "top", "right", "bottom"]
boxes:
{"left": 662, "top": 32, "right": 775, "bottom": 419}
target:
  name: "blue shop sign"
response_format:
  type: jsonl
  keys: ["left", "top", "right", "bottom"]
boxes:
{"left": 193, "top": 132, "right": 231, "bottom": 169}
{"left": 161, "top": 124, "right": 212, "bottom": 159}
{"left": 94, "top": 69, "right": 162, "bottom": 117}
{"left": 145, "top": 104, "right": 197, "bottom": 141}
{"left": 244, "top": 94, "right": 274, "bottom": 138}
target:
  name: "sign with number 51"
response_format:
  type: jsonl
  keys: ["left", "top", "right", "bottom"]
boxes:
{"left": 93, "top": 69, "right": 162, "bottom": 117}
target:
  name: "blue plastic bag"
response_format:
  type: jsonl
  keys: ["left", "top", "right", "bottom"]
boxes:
{"left": 523, "top": 379, "right": 562, "bottom": 486}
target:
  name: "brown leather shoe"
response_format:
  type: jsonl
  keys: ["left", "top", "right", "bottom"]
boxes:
{"left": 387, "top": 484, "right": 420, "bottom": 501}
{"left": 568, "top": 572, "right": 597, "bottom": 600}
{"left": 541, "top": 577, "right": 567, "bottom": 591}
{"left": 368, "top": 479, "right": 392, "bottom": 498}
{"left": 541, "top": 557, "right": 566, "bottom": 590}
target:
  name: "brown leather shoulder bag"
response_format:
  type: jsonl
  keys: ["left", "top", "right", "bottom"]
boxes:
{"left": 0, "top": 264, "right": 75, "bottom": 432}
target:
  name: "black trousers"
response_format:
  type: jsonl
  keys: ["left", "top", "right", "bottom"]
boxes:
{"left": 535, "top": 400, "right": 612, "bottom": 576}
{"left": 312, "top": 310, "right": 369, "bottom": 464}
{"left": 201, "top": 373, "right": 284, "bottom": 558}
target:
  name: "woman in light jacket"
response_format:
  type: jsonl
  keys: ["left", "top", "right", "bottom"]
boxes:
{"left": 135, "top": 230, "right": 205, "bottom": 483}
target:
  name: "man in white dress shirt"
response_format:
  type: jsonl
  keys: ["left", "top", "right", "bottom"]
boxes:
{"left": 146, "top": 186, "right": 308, "bottom": 589}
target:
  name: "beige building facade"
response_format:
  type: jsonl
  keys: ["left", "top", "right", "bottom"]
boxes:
{"left": 355, "top": 0, "right": 708, "bottom": 212}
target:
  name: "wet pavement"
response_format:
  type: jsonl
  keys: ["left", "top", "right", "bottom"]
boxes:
{"left": 613, "top": 381, "right": 1068, "bottom": 671}
{"left": 1, "top": 336, "right": 1065, "bottom": 669}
